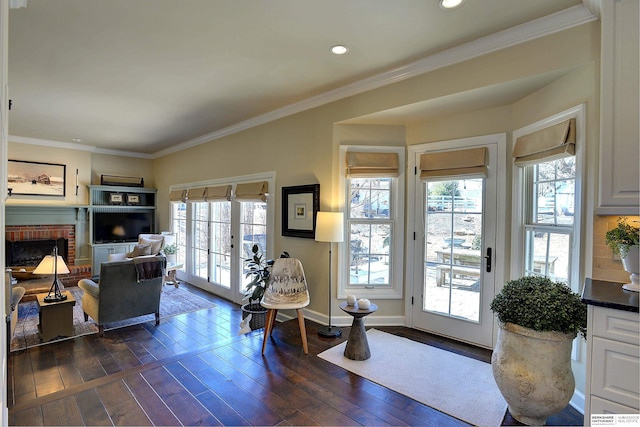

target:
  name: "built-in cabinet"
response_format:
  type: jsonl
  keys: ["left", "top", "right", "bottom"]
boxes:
{"left": 585, "top": 306, "right": 639, "bottom": 416}
{"left": 583, "top": 279, "right": 640, "bottom": 419}
{"left": 89, "top": 185, "right": 157, "bottom": 273}
{"left": 597, "top": 0, "right": 640, "bottom": 214}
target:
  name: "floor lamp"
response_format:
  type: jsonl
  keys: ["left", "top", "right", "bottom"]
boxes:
{"left": 33, "top": 246, "right": 70, "bottom": 302}
{"left": 315, "top": 211, "right": 344, "bottom": 338}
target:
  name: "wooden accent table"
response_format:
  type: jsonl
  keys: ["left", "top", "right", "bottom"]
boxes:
{"left": 340, "top": 301, "right": 378, "bottom": 361}
{"left": 36, "top": 291, "right": 76, "bottom": 341}
{"left": 164, "top": 263, "right": 184, "bottom": 288}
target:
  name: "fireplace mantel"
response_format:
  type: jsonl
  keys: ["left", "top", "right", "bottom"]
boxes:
{"left": 5, "top": 205, "right": 91, "bottom": 266}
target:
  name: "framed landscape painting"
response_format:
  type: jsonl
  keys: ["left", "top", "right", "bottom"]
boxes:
{"left": 7, "top": 160, "right": 66, "bottom": 197}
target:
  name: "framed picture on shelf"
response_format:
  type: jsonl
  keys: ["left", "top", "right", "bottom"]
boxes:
{"left": 282, "top": 184, "right": 320, "bottom": 238}
{"left": 7, "top": 160, "right": 66, "bottom": 197}
{"left": 126, "top": 194, "right": 140, "bottom": 205}
{"left": 109, "top": 193, "right": 124, "bottom": 204}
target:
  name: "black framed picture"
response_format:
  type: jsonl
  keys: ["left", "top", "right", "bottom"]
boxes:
{"left": 7, "top": 160, "right": 66, "bottom": 197}
{"left": 282, "top": 184, "right": 320, "bottom": 238}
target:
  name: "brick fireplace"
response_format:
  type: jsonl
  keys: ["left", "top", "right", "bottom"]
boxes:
{"left": 5, "top": 224, "right": 91, "bottom": 287}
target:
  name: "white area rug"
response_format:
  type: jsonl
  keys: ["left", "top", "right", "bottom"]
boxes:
{"left": 318, "top": 329, "right": 507, "bottom": 427}
{"left": 11, "top": 285, "right": 216, "bottom": 352}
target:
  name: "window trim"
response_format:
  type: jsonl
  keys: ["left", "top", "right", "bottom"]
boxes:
{"left": 338, "top": 146, "right": 405, "bottom": 299}
{"left": 510, "top": 104, "right": 585, "bottom": 294}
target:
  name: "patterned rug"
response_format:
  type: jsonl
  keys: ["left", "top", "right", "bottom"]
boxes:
{"left": 11, "top": 285, "right": 216, "bottom": 352}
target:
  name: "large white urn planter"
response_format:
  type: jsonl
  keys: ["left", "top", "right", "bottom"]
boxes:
{"left": 621, "top": 245, "right": 640, "bottom": 292}
{"left": 492, "top": 322, "right": 575, "bottom": 425}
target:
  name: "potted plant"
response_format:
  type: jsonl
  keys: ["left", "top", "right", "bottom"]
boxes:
{"left": 490, "top": 276, "right": 587, "bottom": 425}
{"left": 605, "top": 217, "right": 640, "bottom": 292}
{"left": 241, "top": 245, "right": 289, "bottom": 330}
{"left": 162, "top": 243, "right": 178, "bottom": 265}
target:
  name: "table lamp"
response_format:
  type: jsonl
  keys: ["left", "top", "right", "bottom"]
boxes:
{"left": 33, "top": 246, "right": 70, "bottom": 302}
{"left": 315, "top": 211, "right": 344, "bottom": 338}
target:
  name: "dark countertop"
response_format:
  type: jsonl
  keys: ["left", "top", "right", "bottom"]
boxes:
{"left": 581, "top": 278, "right": 639, "bottom": 313}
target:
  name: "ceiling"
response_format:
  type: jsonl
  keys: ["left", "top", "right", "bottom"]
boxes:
{"left": 8, "top": 0, "right": 590, "bottom": 157}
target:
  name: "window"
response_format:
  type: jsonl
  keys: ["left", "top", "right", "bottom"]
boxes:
{"left": 523, "top": 157, "right": 576, "bottom": 282}
{"left": 339, "top": 147, "right": 404, "bottom": 299}
{"left": 512, "top": 105, "right": 583, "bottom": 292}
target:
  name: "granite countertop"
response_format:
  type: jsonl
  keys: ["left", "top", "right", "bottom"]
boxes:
{"left": 581, "top": 278, "right": 639, "bottom": 313}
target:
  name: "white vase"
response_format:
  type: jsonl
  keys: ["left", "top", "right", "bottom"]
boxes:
{"left": 621, "top": 245, "right": 640, "bottom": 292}
{"left": 492, "top": 322, "right": 576, "bottom": 426}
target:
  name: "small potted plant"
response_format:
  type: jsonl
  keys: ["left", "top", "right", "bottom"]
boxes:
{"left": 162, "top": 243, "right": 178, "bottom": 265}
{"left": 605, "top": 217, "right": 640, "bottom": 291}
{"left": 490, "top": 276, "right": 587, "bottom": 425}
{"left": 241, "top": 245, "right": 289, "bottom": 330}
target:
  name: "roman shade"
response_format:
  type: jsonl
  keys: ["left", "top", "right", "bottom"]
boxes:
{"left": 187, "top": 185, "right": 231, "bottom": 202}
{"left": 513, "top": 118, "right": 576, "bottom": 166}
{"left": 419, "top": 147, "right": 488, "bottom": 180}
{"left": 235, "top": 181, "right": 269, "bottom": 202}
{"left": 346, "top": 152, "right": 400, "bottom": 178}
{"left": 169, "top": 189, "right": 188, "bottom": 202}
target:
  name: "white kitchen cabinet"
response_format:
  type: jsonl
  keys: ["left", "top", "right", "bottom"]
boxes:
{"left": 585, "top": 305, "right": 640, "bottom": 419}
{"left": 597, "top": 0, "right": 640, "bottom": 214}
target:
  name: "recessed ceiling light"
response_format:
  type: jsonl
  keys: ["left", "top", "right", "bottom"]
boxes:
{"left": 331, "top": 45, "right": 348, "bottom": 55}
{"left": 439, "top": 0, "right": 464, "bottom": 9}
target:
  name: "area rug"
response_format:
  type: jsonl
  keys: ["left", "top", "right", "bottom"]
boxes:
{"left": 11, "top": 285, "right": 216, "bottom": 352}
{"left": 318, "top": 329, "right": 507, "bottom": 427}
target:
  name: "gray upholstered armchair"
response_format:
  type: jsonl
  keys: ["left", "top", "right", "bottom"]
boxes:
{"left": 78, "top": 256, "right": 165, "bottom": 336}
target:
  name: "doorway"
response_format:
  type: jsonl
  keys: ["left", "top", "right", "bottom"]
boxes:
{"left": 408, "top": 135, "right": 506, "bottom": 348}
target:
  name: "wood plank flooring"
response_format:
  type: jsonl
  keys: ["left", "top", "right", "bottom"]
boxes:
{"left": 8, "top": 283, "right": 583, "bottom": 426}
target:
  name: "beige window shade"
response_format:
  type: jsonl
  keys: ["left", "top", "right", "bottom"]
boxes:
{"left": 513, "top": 118, "right": 576, "bottom": 166}
{"left": 187, "top": 185, "right": 231, "bottom": 202}
{"left": 346, "top": 152, "right": 400, "bottom": 177}
{"left": 235, "top": 181, "right": 269, "bottom": 202}
{"left": 419, "top": 147, "right": 488, "bottom": 180}
{"left": 169, "top": 189, "right": 187, "bottom": 202}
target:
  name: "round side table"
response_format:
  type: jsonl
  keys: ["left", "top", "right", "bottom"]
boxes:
{"left": 339, "top": 301, "right": 378, "bottom": 360}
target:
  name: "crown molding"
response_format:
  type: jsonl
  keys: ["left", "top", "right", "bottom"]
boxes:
{"left": 9, "top": 135, "right": 154, "bottom": 159}
{"left": 153, "top": 4, "right": 597, "bottom": 159}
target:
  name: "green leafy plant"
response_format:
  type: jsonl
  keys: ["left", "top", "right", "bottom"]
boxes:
{"left": 162, "top": 243, "right": 178, "bottom": 255}
{"left": 243, "top": 245, "right": 290, "bottom": 305}
{"left": 605, "top": 217, "right": 640, "bottom": 259}
{"left": 490, "top": 276, "right": 587, "bottom": 339}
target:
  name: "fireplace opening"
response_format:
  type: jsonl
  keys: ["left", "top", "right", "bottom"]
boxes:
{"left": 5, "top": 237, "right": 68, "bottom": 267}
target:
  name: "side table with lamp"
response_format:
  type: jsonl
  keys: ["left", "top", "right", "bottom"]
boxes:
{"left": 33, "top": 246, "right": 76, "bottom": 341}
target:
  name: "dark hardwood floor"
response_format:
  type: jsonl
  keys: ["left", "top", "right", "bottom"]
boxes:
{"left": 8, "top": 283, "right": 583, "bottom": 426}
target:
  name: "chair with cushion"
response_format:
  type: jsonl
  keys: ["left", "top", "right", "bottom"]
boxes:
{"left": 78, "top": 256, "right": 165, "bottom": 336}
{"left": 260, "top": 257, "right": 310, "bottom": 355}
{"left": 5, "top": 272, "right": 26, "bottom": 346}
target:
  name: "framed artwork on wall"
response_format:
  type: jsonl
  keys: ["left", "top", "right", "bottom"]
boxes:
{"left": 7, "top": 160, "right": 66, "bottom": 197}
{"left": 282, "top": 184, "right": 320, "bottom": 238}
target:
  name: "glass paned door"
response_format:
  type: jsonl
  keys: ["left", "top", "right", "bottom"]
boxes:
{"left": 412, "top": 142, "right": 499, "bottom": 348}
{"left": 210, "top": 201, "right": 232, "bottom": 290}
{"left": 424, "top": 179, "right": 483, "bottom": 322}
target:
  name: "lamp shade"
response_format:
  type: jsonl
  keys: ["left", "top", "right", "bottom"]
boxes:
{"left": 33, "top": 255, "right": 70, "bottom": 275}
{"left": 315, "top": 212, "right": 344, "bottom": 243}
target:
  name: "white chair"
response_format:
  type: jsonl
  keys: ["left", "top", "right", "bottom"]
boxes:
{"left": 260, "top": 258, "right": 310, "bottom": 355}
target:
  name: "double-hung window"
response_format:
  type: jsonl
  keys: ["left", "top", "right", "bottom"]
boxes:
{"left": 511, "top": 106, "right": 584, "bottom": 292}
{"left": 339, "top": 147, "right": 405, "bottom": 299}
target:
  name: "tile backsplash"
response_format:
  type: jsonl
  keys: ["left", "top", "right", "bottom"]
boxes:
{"left": 592, "top": 215, "right": 640, "bottom": 283}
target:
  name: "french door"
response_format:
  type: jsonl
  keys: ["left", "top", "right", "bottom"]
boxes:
{"left": 409, "top": 136, "right": 505, "bottom": 348}
{"left": 172, "top": 176, "right": 274, "bottom": 304}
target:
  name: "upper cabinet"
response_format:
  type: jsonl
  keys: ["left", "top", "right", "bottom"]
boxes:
{"left": 597, "top": 0, "right": 640, "bottom": 214}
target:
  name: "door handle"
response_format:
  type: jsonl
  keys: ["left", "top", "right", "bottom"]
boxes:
{"left": 485, "top": 247, "right": 492, "bottom": 273}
